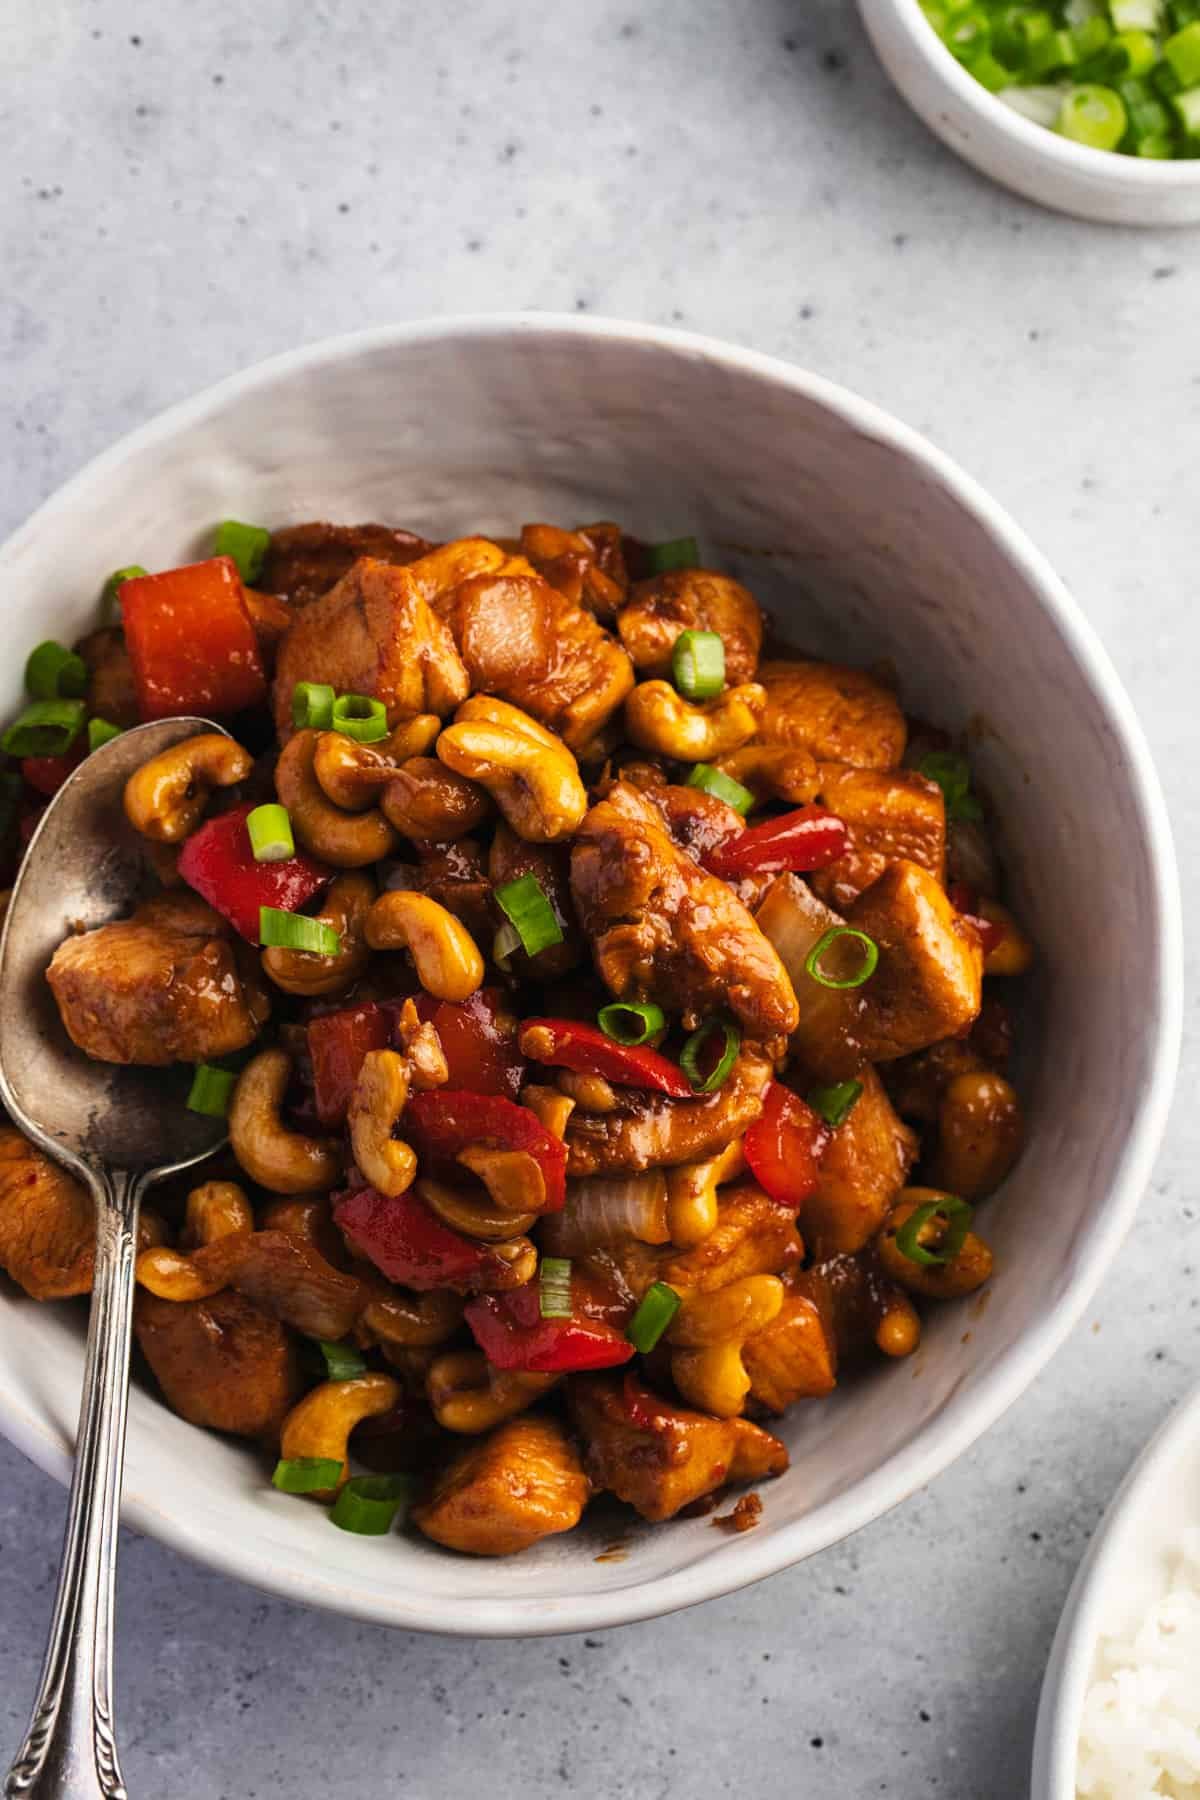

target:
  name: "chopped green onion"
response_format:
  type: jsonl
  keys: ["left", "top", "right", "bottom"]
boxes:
{"left": 1058, "top": 82, "right": 1128, "bottom": 146}
{"left": 492, "top": 920, "right": 522, "bottom": 970}
{"left": 679, "top": 1015, "right": 741, "bottom": 1094}
{"left": 597, "top": 1001, "right": 666, "bottom": 1046}
{"left": 246, "top": 803, "right": 296, "bottom": 863}
{"left": 945, "top": 5, "right": 991, "bottom": 59}
{"left": 894, "top": 1197, "right": 974, "bottom": 1268}
{"left": 1, "top": 699, "right": 87, "bottom": 759}
{"left": 686, "top": 762, "right": 754, "bottom": 815}
{"left": 330, "top": 693, "right": 388, "bottom": 744}
{"left": 318, "top": 1340, "right": 367, "bottom": 1381}
{"left": 330, "top": 1473, "right": 411, "bottom": 1535}
{"left": 291, "top": 681, "right": 336, "bottom": 730}
{"left": 25, "top": 641, "right": 88, "bottom": 702}
{"left": 87, "top": 718, "right": 123, "bottom": 753}
{"left": 1028, "top": 25, "right": 1077, "bottom": 73}
{"left": 626, "top": 1282, "right": 681, "bottom": 1353}
{"left": 917, "top": 750, "right": 982, "bottom": 822}
{"left": 1111, "top": 0, "right": 1163, "bottom": 30}
{"left": 185, "top": 1063, "right": 238, "bottom": 1117}
{"left": 539, "top": 1256, "right": 573, "bottom": 1319}
{"left": 214, "top": 518, "right": 271, "bottom": 584}
{"left": 494, "top": 872, "right": 564, "bottom": 957}
{"left": 807, "top": 1079, "right": 864, "bottom": 1129}
{"left": 272, "top": 1456, "right": 344, "bottom": 1493}
{"left": 258, "top": 906, "right": 341, "bottom": 955}
{"left": 1172, "top": 81, "right": 1200, "bottom": 130}
{"left": 671, "top": 630, "right": 725, "bottom": 701}
{"left": 102, "top": 564, "right": 148, "bottom": 613}
{"left": 645, "top": 536, "right": 699, "bottom": 574}
{"left": 804, "top": 926, "right": 879, "bottom": 991}
{"left": 1108, "top": 27, "right": 1159, "bottom": 74}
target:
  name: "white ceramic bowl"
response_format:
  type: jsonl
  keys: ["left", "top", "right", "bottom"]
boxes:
{"left": 0, "top": 315, "right": 1181, "bottom": 1635}
{"left": 859, "top": 0, "right": 1200, "bottom": 226}
{"left": 1033, "top": 1380, "right": 1200, "bottom": 1797}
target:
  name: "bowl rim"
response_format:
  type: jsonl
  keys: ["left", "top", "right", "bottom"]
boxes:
{"left": 0, "top": 312, "right": 1183, "bottom": 1635}
{"left": 870, "top": 0, "right": 1200, "bottom": 190}
{"left": 1031, "top": 1376, "right": 1200, "bottom": 1798}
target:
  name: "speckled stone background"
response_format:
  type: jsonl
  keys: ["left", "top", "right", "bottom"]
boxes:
{"left": 1, "top": 1, "right": 1196, "bottom": 1794}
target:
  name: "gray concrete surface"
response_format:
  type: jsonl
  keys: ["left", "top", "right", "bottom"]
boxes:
{"left": 2, "top": 1, "right": 1197, "bottom": 1794}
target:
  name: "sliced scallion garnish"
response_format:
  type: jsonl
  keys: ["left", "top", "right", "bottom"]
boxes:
{"left": 87, "top": 718, "right": 123, "bottom": 753}
{"left": 329, "top": 1473, "right": 411, "bottom": 1535}
{"left": 272, "top": 1456, "right": 344, "bottom": 1493}
{"left": 25, "top": 641, "right": 88, "bottom": 702}
{"left": 318, "top": 1340, "right": 367, "bottom": 1381}
{"left": 671, "top": 629, "right": 725, "bottom": 702}
{"left": 626, "top": 1282, "right": 681, "bottom": 1353}
{"left": 807, "top": 1078, "right": 864, "bottom": 1129}
{"left": 258, "top": 906, "right": 340, "bottom": 955}
{"left": 597, "top": 1001, "right": 666, "bottom": 1047}
{"left": 291, "top": 681, "right": 336, "bottom": 731}
{"left": 102, "top": 564, "right": 148, "bottom": 614}
{"left": 539, "top": 1256, "right": 573, "bottom": 1319}
{"left": 494, "top": 872, "right": 564, "bottom": 957}
{"left": 1, "top": 699, "right": 88, "bottom": 759}
{"left": 686, "top": 762, "right": 754, "bottom": 815}
{"left": 646, "top": 536, "right": 699, "bottom": 574}
{"left": 214, "top": 518, "right": 271, "bottom": 584}
{"left": 185, "top": 1064, "right": 238, "bottom": 1118}
{"left": 679, "top": 1015, "right": 741, "bottom": 1094}
{"left": 804, "top": 925, "right": 879, "bottom": 991}
{"left": 246, "top": 803, "right": 296, "bottom": 863}
{"left": 894, "top": 1197, "right": 974, "bottom": 1268}
{"left": 330, "top": 693, "right": 388, "bottom": 744}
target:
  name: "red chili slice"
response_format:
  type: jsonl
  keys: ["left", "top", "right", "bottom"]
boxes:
{"left": 703, "top": 805, "right": 848, "bottom": 881}
{"left": 411, "top": 987, "right": 525, "bottom": 1099}
{"left": 404, "top": 1089, "right": 567, "bottom": 1214}
{"left": 307, "top": 1002, "right": 393, "bottom": 1129}
{"left": 333, "top": 1186, "right": 524, "bottom": 1293}
{"left": 121, "top": 557, "right": 268, "bottom": 720}
{"left": 743, "top": 1081, "right": 831, "bottom": 1212}
{"left": 519, "top": 1017, "right": 692, "bottom": 1099}
{"left": 178, "top": 802, "right": 331, "bottom": 943}
{"left": 465, "top": 1286, "right": 634, "bottom": 1373}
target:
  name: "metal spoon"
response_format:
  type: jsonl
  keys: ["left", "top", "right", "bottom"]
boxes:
{"left": 0, "top": 718, "right": 232, "bottom": 1800}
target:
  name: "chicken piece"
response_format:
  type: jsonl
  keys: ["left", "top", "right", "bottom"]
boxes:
{"left": 272, "top": 555, "right": 470, "bottom": 738}
{"left": 76, "top": 627, "right": 141, "bottom": 729}
{"left": 743, "top": 1291, "right": 838, "bottom": 1413}
{"left": 801, "top": 1066, "right": 918, "bottom": 1259}
{"left": 570, "top": 1373, "right": 787, "bottom": 1522}
{"left": 757, "top": 660, "right": 906, "bottom": 770}
{"left": 809, "top": 764, "right": 946, "bottom": 910}
{"left": 243, "top": 587, "right": 293, "bottom": 666}
{"left": 434, "top": 567, "right": 634, "bottom": 751}
{"left": 167, "top": 1229, "right": 366, "bottom": 1340}
{"left": 135, "top": 1287, "right": 303, "bottom": 1440}
{"left": 661, "top": 1181, "right": 803, "bottom": 1293}
{"left": 258, "top": 521, "right": 432, "bottom": 608}
{"left": 387, "top": 838, "right": 494, "bottom": 945}
{"left": 847, "top": 860, "right": 983, "bottom": 1062}
{"left": 883, "top": 1038, "right": 988, "bottom": 1125}
{"left": 132, "top": 891, "right": 230, "bottom": 937}
{"left": 630, "top": 780, "right": 745, "bottom": 867}
{"left": 487, "top": 823, "right": 582, "bottom": 978}
{"left": 47, "top": 920, "right": 265, "bottom": 1066}
{"left": 519, "top": 521, "right": 629, "bottom": 619}
{"left": 617, "top": 569, "right": 764, "bottom": 686}
{"left": 0, "top": 1127, "right": 94, "bottom": 1299}
{"left": 570, "top": 783, "right": 798, "bottom": 1043}
{"left": 563, "top": 1049, "right": 773, "bottom": 1178}
{"left": 411, "top": 1415, "right": 589, "bottom": 1555}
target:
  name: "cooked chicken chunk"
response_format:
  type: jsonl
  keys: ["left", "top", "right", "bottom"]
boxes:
{"left": 801, "top": 1066, "right": 918, "bottom": 1259}
{"left": 743, "top": 1291, "right": 838, "bottom": 1413}
{"left": 259, "top": 521, "right": 432, "bottom": 608}
{"left": 631, "top": 780, "right": 745, "bottom": 866}
{"left": 0, "top": 1127, "right": 94, "bottom": 1299}
{"left": 434, "top": 567, "right": 634, "bottom": 751}
{"left": 519, "top": 521, "right": 629, "bottom": 619}
{"left": 617, "top": 569, "right": 764, "bottom": 686}
{"left": 570, "top": 783, "right": 798, "bottom": 1043}
{"left": 570, "top": 1373, "right": 787, "bottom": 1522}
{"left": 272, "top": 555, "right": 470, "bottom": 738}
{"left": 160, "top": 1229, "right": 365, "bottom": 1340}
{"left": 809, "top": 764, "right": 946, "bottom": 910}
{"left": 134, "top": 1287, "right": 303, "bottom": 1440}
{"left": 411, "top": 1415, "right": 589, "bottom": 1555}
{"left": 48, "top": 920, "right": 264, "bottom": 1065}
{"left": 563, "top": 1050, "right": 773, "bottom": 1178}
{"left": 76, "top": 627, "right": 140, "bottom": 729}
{"left": 661, "top": 1181, "right": 803, "bottom": 1293}
{"left": 847, "top": 859, "right": 983, "bottom": 1063}
{"left": 757, "top": 660, "right": 906, "bottom": 769}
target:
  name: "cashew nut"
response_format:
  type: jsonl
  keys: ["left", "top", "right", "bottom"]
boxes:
{"left": 976, "top": 896, "right": 1035, "bottom": 977}
{"left": 624, "top": 680, "right": 767, "bottom": 761}
{"left": 137, "top": 1180, "right": 255, "bottom": 1301}
{"left": 427, "top": 1348, "right": 558, "bottom": 1435}
{"left": 380, "top": 757, "right": 491, "bottom": 842}
{"left": 930, "top": 1071, "right": 1023, "bottom": 1200}
{"left": 456, "top": 1145, "right": 546, "bottom": 1215}
{"left": 666, "top": 1140, "right": 746, "bottom": 1249}
{"left": 180, "top": 1181, "right": 254, "bottom": 1249}
{"left": 311, "top": 716, "right": 441, "bottom": 811}
{"left": 520, "top": 1084, "right": 575, "bottom": 1141}
{"left": 417, "top": 1176, "right": 539, "bottom": 1242}
{"left": 275, "top": 729, "right": 399, "bottom": 867}
{"left": 394, "top": 997, "right": 449, "bottom": 1091}
{"left": 877, "top": 1188, "right": 994, "bottom": 1301}
{"left": 123, "top": 733, "right": 252, "bottom": 842}
{"left": 436, "top": 700, "right": 587, "bottom": 843}
{"left": 364, "top": 889, "right": 484, "bottom": 1001}
{"left": 669, "top": 1274, "right": 784, "bottom": 1417}
{"left": 359, "top": 1288, "right": 464, "bottom": 1350}
{"left": 348, "top": 1049, "right": 417, "bottom": 1198}
{"left": 229, "top": 1048, "right": 341, "bottom": 1194}
{"left": 713, "top": 744, "right": 821, "bottom": 806}
{"left": 875, "top": 1293, "right": 922, "bottom": 1358}
{"left": 556, "top": 1069, "right": 619, "bottom": 1114}
{"left": 261, "top": 871, "right": 375, "bottom": 998}
{"left": 279, "top": 1372, "right": 402, "bottom": 1496}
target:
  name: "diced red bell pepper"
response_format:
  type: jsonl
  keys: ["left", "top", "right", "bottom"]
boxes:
{"left": 334, "top": 1186, "right": 524, "bottom": 1292}
{"left": 743, "top": 1081, "right": 831, "bottom": 1212}
{"left": 465, "top": 1285, "right": 634, "bottom": 1374}
{"left": 519, "top": 1017, "right": 692, "bottom": 1099}
{"left": 404, "top": 1089, "right": 567, "bottom": 1213}
{"left": 21, "top": 743, "right": 87, "bottom": 798}
{"left": 703, "top": 805, "right": 848, "bottom": 881}
{"left": 308, "top": 1002, "right": 393, "bottom": 1129}
{"left": 121, "top": 557, "right": 268, "bottom": 720}
{"left": 178, "top": 801, "right": 332, "bottom": 942}
{"left": 412, "top": 987, "right": 525, "bottom": 1099}
{"left": 947, "top": 883, "right": 1005, "bottom": 957}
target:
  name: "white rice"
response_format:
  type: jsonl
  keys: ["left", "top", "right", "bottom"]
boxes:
{"left": 1077, "top": 1527, "right": 1200, "bottom": 1798}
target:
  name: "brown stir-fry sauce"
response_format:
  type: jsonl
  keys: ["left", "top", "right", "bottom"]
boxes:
{"left": 0, "top": 518, "right": 1033, "bottom": 1555}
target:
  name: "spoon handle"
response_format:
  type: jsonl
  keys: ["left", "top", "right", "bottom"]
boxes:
{"left": 5, "top": 1166, "right": 141, "bottom": 1800}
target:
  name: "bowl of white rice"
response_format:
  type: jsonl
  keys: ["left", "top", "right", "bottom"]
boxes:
{"left": 1034, "top": 1380, "right": 1200, "bottom": 1798}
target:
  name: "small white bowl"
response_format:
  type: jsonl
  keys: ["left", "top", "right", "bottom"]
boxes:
{"left": 1033, "top": 1380, "right": 1200, "bottom": 1798}
{"left": 859, "top": 0, "right": 1200, "bottom": 226}
{"left": 0, "top": 315, "right": 1182, "bottom": 1635}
